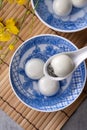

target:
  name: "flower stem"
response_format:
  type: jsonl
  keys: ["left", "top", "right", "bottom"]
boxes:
{"left": 31, "top": 0, "right": 39, "bottom": 15}
{"left": 0, "top": 36, "right": 19, "bottom": 64}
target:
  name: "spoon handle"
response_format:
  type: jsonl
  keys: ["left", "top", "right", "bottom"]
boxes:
{"left": 74, "top": 46, "right": 87, "bottom": 67}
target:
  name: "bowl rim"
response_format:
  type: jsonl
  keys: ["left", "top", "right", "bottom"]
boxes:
{"left": 9, "top": 34, "right": 87, "bottom": 112}
{"left": 31, "top": 0, "right": 87, "bottom": 33}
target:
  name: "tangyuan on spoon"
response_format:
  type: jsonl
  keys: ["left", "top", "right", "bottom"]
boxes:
{"left": 44, "top": 46, "right": 87, "bottom": 81}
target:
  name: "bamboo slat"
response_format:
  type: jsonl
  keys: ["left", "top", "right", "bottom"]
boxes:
{"left": 31, "top": 127, "right": 38, "bottom": 130}
{"left": 38, "top": 112, "right": 59, "bottom": 130}
{"left": 25, "top": 124, "right": 34, "bottom": 130}
{"left": 56, "top": 29, "right": 87, "bottom": 49}
{"left": 20, "top": 122, "right": 35, "bottom": 130}
{"left": 1, "top": 67, "right": 9, "bottom": 81}
{"left": 0, "top": 98, "right": 5, "bottom": 107}
{"left": 0, "top": 101, "right": 8, "bottom": 110}
{"left": 20, "top": 119, "right": 29, "bottom": 128}
{"left": 43, "top": 112, "right": 66, "bottom": 130}
{"left": 15, "top": 103, "right": 31, "bottom": 115}
{"left": 1, "top": 79, "right": 9, "bottom": 92}
{"left": 55, "top": 116, "right": 68, "bottom": 130}
{"left": 35, "top": 112, "right": 50, "bottom": 128}
{"left": 16, "top": 116, "right": 24, "bottom": 125}
{"left": 0, "top": 2, "right": 26, "bottom": 20}
{"left": 32, "top": 128, "right": 38, "bottom": 130}
{"left": 28, "top": 110, "right": 40, "bottom": 122}
{"left": 31, "top": 112, "right": 45, "bottom": 126}
{"left": 18, "top": 15, "right": 56, "bottom": 41}
{"left": 16, "top": 103, "right": 29, "bottom": 113}
{"left": 0, "top": 62, "right": 8, "bottom": 81}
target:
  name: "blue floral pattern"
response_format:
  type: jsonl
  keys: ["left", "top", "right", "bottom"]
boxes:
{"left": 10, "top": 35, "right": 86, "bottom": 112}
{"left": 31, "top": 0, "right": 87, "bottom": 32}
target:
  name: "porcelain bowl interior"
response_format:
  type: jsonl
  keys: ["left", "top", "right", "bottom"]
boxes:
{"left": 9, "top": 34, "right": 86, "bottom": 112}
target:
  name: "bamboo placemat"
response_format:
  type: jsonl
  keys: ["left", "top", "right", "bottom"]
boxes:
{"left": 0, "top": 1, "right": 87, "bottom": 130}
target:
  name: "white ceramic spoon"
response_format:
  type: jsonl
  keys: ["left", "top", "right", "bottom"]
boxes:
{"left": 44, "top": 46, "right": 87, "bottom": 81}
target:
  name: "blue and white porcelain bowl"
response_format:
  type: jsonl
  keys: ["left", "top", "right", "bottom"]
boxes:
{"left": 31, "top": 0, "right": 87, "bottom": 32}
{"left": 9, "top": 34, "right": 86, "bottom": 112}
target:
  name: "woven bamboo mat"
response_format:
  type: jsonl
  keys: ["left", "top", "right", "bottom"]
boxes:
{"left": 0, "top": 1, "right": 87, "bottom": 130}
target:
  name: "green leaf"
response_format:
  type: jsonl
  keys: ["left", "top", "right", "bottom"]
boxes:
{"left": 0, "top": 0, "right": 2, "bottom": 8}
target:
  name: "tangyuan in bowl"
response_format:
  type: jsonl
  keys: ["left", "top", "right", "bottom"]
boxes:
{"left": 31, "top": 0, "right": 87, "bottom": 32}
{"left": 9, "top": 34, "right": 86, "bottom": 112}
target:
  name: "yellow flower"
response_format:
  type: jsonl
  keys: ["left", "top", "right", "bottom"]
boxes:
{"left": 0, "top": 31, "right": 11, "bottom": 41}
{"left": 6, "top": 18, "right": 19, "bottom": 34}
{"left": 16, "top": 0, "right": 27, "bottom": 5}
{"left": 0, "top": 22, "right": 11, "bottom": 41}
{"left": 9, "top": 44, "right": 15, "bottom": 50}
{"left": 0, "top": 22, "right": 4, "bottom": 33}
{"left": 7, "top": 0, "right": 26, "bottom": 4}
